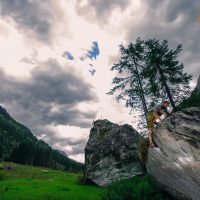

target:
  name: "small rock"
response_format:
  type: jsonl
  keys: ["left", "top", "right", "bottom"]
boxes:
{"left": 4, "top": 165, "right": 13, "bottom": 170}
{"left": 41, "top": 169, "right": 49, "bottom": 172}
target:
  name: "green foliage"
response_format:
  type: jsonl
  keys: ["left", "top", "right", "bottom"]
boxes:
{"left": 102, "top": 175, "right": 171, "bottom": 200}
{"left": 0, "top": 105, "right": 84, "bottom": 171}
{"left": 0, "top": 162, "right": 173, "bottom": 200}
{"left": 137, "top": 137, "right": 149, "bottom": 164}
{"left": 178, "top": 89, "right": 200, "bottom": 109}
{"left": 143, "top": 39, "right": 192, "bottom": 110}
{"left": 107, "top": 38, "right": 148, "bottom": 116}
{"left": 0, "top": 185, "right": 9, "bottom": 196}
{"left": 77, "top": 173, "right": 86, "bottom": 185}
{"left": 0, "top": 162, "right": 103, "bottom": 200}
{"left": 0, "top": 171, "right": 5, "bottom": 180}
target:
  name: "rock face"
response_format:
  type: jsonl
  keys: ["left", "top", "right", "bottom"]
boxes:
{"left": 147, "top": 107, "right": 200, "bottom": 200}
{"left": 85, "top": 119, "right": 144, "bottom": 186}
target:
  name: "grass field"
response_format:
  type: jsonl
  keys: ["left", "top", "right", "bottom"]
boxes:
{"left": 0, "top": 162, "right": 171, "bottom": 200}
{"left": 0, "top": 162, "right": 103, "bottom": 200}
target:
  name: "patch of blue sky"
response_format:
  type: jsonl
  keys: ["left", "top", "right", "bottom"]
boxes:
{"left": 62, "top": 51, "right": 74, "bottom": 60}
{"left": 86, "top": 41, "right": 100, "bottom": 60}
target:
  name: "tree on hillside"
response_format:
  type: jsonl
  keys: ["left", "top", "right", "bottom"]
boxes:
{"left": 107, "top": 38, "right": 149, "bottom": 125}
{"left": 143, "top": 39, "right": 192, "bottom": 111}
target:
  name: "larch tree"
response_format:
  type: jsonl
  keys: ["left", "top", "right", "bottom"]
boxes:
{"left": 143, "top": 39, "right": 192, "bottom": 111}
{"left": 107, "top": 38, "right": 149, "bottom": 126}
{"left": 108, "top": 37, "right": 192, "bottom": 134}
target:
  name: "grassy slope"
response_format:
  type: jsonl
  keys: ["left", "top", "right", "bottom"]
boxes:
{"left": 0, "top": 162, "right": 103, "bottom": 200}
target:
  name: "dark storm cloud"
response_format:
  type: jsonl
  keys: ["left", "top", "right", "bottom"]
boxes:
{"left": 0, "top": 59, "right": 97, "bottom": 156}
{"left": 67, "top": 145, "right": 85, "bottom": 156}
{"left": 55, "top": 136, "right": 87, "bottom": 156}
{"left": 20, "top": 50, "right": 38, "bottom": 65}
{"left": 0, "top": 0, "right": 64, "bottom": 43}
{"left": 38, "top": 127, "right": 87, "bottom": 147}
{"left": 0, "top": 59, "right": 98, "bottom": 130}
{"left": 125, "top": 0, "right": 200, "bottom": 81}
{"left": 59, "top": 138, "right": 87, "bottom": 147}
{"left": 75, "top": 0, "right": 131, "bottom": 23}
{"left": 31, "top": 126, "right": 88, "bottom": 156}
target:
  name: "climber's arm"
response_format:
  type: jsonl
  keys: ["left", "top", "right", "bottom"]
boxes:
{"left": 164, "top": 108, "right": 169, "bottom": 114}
{"left": 165, "top": 108, "right": 176, "bottom": 117}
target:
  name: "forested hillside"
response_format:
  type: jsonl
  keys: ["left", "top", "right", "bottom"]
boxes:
{"left": 0, "top": 105, "right": 84, "bottom": 171}
{"left": 178, "top": 76, "right": 200, "bottom": 108}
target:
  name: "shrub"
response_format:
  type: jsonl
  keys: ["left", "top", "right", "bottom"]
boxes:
{"left": 137, "top": 137, "right": 149, "bottom": 164}
{"left": 77, "top": 173, "right": 86, "bottom": 185}
{"left": 0, "top": 165, "right": 6, "bottom": 180}
{"left": 101, "top": 175, "right": 171, "bottom": 200}
{"left": 0, "top": 185, "right": 9, "bottom": 195}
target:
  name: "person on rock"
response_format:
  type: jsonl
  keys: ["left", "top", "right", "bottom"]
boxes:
{"left": 146, "top": 100, "right": 170, "bottom": 148}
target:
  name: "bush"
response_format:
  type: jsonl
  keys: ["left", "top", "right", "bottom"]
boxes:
{"left": 137, "top": 137, "right": 149, "bottom": 164}
{"left": 0, "top": 185, "right": 9, "bottom": 195}
{"left": 0, "top": 171, "right": 5, "bottom": 180}
{"left": 101, "top": 175, "right": 171, "bottom": 200}
{"left": 77, "top": 173, "right": 86, "bottom": 185}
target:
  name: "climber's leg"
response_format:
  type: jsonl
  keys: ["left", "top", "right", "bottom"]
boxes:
{"left": 148, "top": 128, "right": 155, "bottom": 147}
{"left": 147, "top": 111, "right": 155, "bottom": 148}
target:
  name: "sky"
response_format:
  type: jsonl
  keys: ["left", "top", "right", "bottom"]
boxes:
{"left": 0, "top": 0, "right": 199, "bottom": 162}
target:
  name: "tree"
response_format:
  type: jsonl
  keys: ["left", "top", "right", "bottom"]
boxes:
{"left": 108, "top": 38, "right": 192, "bottom": 132}
{"left": 107, "top": 38, "right": 149, "bottom": 125}
{"left": 143, "top": 39, "right": 192, "bottom": 111}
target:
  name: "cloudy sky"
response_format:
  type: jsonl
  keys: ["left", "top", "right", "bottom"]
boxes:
{"left": 0, "top": 0, "right": 199, "bottom": 162}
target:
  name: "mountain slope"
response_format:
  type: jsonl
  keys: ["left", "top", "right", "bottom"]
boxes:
{"left": 178, "top": 75, "right": 200, "bottom": 108}
{"left": 0, "top": 105, "right": 84, "bottom": 171}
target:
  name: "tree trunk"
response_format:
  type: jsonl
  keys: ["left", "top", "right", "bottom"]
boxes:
{"left": 136, "top": 70, "right": 148, "bottom": 114}
{"left": 157, "top": 65, "right": 177, "bottom": 111}
{"left": 134, "top": 64, "right": 148, "bottom": 117}
{"left": 130, "top": 55, "right": 148, "bottom": 121}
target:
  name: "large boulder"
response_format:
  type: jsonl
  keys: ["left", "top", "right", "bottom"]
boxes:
{"left": 147, "top": 107, "right": 200, "bottom": 200}
{"left": 85, "top": 119, "right": 144, "bottom": 186}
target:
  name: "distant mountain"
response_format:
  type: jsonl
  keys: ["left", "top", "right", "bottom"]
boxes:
{"left": 0, "top": 105, "right": 84, "bottom": 171}
{"left": 58, "top": 150, "right": 68, "bottom": 158}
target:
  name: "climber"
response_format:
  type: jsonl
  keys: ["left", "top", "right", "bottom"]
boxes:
{"left": 146, "top": 100, "right": 170, "bottom": 148}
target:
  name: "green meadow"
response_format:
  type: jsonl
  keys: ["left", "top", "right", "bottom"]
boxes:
{"left": 0, "top": 162, "right": 103, "bottom": 200}
{"left": 0, "top": 162, "right": 170, "bottom": 200}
